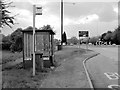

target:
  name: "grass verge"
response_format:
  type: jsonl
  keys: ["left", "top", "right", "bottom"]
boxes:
{"left": 2, "top": 46, "right": 91, "bottom": 88}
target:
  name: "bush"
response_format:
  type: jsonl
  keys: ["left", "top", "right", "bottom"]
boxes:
{"left": 2, "top": 42, "right": 12, "bottom": 50}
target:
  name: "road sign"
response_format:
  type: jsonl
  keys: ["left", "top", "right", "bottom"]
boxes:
{"left": 79, "top": 31, "right": 89, "bottom": 37}
{"left": 36, "top": 6, "right": 42, "bottom": 15}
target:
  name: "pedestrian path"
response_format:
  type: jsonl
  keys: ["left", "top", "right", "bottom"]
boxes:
{"left": 40, "top": 51, "right": 97, "bottom": 88}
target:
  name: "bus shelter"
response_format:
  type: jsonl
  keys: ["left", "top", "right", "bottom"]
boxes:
{"left": 22, "top": 29, "right": 55, "bottom": 69}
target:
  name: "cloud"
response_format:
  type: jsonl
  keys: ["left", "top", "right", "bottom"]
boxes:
{"left": 2, "top": 1, "right": 118, "bottom": 39}
{"left": 35, "top": 14, "right": 61, "bottom": 39}
{"left": 113, "top": 7, "right": 118, "bottom": 13}
{"left": 9, "top": 2, "right": 60, "bottom": 27}
{"left": 64, "top": 18, "right": 73, "bottom": 26}
{"left": 36, "top": 15, "right": 60, "bottom": 28}
{"left": 27, "top": 0, "right": 48, "bottom": 5}
{"left": 77, "top": 14, "right": 99, "bottom": 24}
{"left": 64, "top": 2, "right": 118, "bottom": 23}
{"left": 97, "top": 3, "right": 117, "bottom": 22}
{"left": 64, "top": 14, "right": 99, "bottom": 26}
{"left": 9, "top": 7, "right": 32, "bottom": 23}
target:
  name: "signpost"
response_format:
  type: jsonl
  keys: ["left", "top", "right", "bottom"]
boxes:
{"left": 78, "top": 30, "right": 89, "bottom": 49}
{"left": 33, "top": 5, "right": 42, "bottom": 76}
{"left": 36, "top": 7, "right": 42, "bottom": 15}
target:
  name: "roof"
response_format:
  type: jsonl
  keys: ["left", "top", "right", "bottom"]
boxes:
{"left": 22, "top": 29, "right": 55, "bottom": 35}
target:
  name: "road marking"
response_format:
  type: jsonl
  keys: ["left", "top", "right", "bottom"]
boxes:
{"left": 115, "top": 73, "right": 120, "bottom": 77}
{"left": 108, "top": 84, "right": 120, "bottom": 89}
{"left": 104, "top": 72, "right": 119, "bottom": 80}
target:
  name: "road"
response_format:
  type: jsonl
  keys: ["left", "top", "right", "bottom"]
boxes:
{"left": 80, "top": 45, "right": 120, "bottom": 89}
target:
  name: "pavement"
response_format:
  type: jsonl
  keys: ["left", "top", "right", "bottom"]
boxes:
{"left": 40, "top": 51, "right": 98, "bottom": 88}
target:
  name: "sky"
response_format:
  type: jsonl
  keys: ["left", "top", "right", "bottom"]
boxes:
{"left": 2, "top": 0, "right": 119, "bottom": 39}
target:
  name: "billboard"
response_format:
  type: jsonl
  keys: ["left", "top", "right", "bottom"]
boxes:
{"left": 79, "top": 31, "right": 89, "bottom": 37}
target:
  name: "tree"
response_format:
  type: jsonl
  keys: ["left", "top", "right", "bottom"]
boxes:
{"left": 24, "top": 26, "right": 33, "bottom": 31}
{"left": 89, "top": 37, "right": 99, "bottom": 45}
{"left": 100, "top": 26, "right": 120, "bottom": 45}
{"left": 2, "top": 35, "right": 12, "bottom": 50}
{"left": 104, "top": 31, "right": 112, "bottom": 44}
{"left": 116, "top": 28, "right": 120, "bottom": 44}
{"left": 68, "top": 37, "right": 78, "bottom": 45}
{"left": 10, "top": 28, "right": 23, "bottom": 52}
{"left": 82, "top": 37, "right": 90, "bottom": 44}
{"left": 100, "top": 33, "right": 107, "bottom": 42}
{"left": 0, "top": 0, "right": 15, "bottom": 28}
{"left": 111, "top": 26, "right": 120, "bottom": 45}
{"left": 11, "top": 28, "right": 22, "bottom": 42}
{"left": 40, "top": 25, "right": 53, "bottom": 30}
{"left": 54, "top": 39, "right": 59, "bottom": 45}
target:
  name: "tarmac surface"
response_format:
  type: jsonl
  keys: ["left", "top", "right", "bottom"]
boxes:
{"left": 40, "top": 50, "right": 97, "bottom": 88}
{"left": 84, "top": 45, "right": 120, "bottom": 89}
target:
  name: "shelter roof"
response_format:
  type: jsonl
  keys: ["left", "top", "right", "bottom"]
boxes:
{"left": 22, "top": 29, "right": 55, "bottom": 35}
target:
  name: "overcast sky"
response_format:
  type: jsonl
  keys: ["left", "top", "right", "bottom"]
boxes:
{"left": 2, "top": 0, "right": 119, "bottom": 39}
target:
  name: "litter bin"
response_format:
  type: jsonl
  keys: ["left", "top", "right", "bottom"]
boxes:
{"left": 32, "top": 52, "right": 43, "bottom": 71}
{"left": 57, "top": 45, "right": 62, "bottom": 50}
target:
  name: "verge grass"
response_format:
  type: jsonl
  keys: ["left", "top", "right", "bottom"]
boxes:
{"left": 1, "top": 50, "right": 22, "bottom": 64}
{"left": 2, "top": 46, "right": 91, "bottom": 88}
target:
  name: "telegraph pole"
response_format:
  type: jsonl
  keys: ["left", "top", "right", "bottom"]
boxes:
{"left": 61, "top": 0, "right": 63, "bottom": 48}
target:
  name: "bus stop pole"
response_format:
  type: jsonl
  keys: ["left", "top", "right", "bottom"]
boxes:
{"left": 33, "top": 5, "right": 36, "bottom": 76}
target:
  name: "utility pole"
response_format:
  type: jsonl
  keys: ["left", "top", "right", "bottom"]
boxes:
{"left": 61, "top": 0, "right": 63, "bottom": 48}
{"left": 60, "top": 1, "right": 76, "bottom": 48}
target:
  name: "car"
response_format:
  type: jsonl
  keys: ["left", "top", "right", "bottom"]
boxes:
{"left": 112, "top": 44, "right": 116, "bottom": 46}
{"left": 88, "top": 43, "right": 92, "bottom": 45}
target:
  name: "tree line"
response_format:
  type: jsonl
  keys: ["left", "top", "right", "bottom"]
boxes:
{"left": 60, "top": 25, "right": 120, "bottom": 46}
{"left": 1, "top": 25, "right": 54, "bottom": 52}
{"left": 88, "top": 26, "right": 120, "bottom": 45}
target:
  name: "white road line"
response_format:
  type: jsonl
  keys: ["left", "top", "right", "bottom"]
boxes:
{"left": 108, "top": 84, "right": 120, "bottom": 89}
{"left": 104, "top": 72, "right": 119, "bottom": 80}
